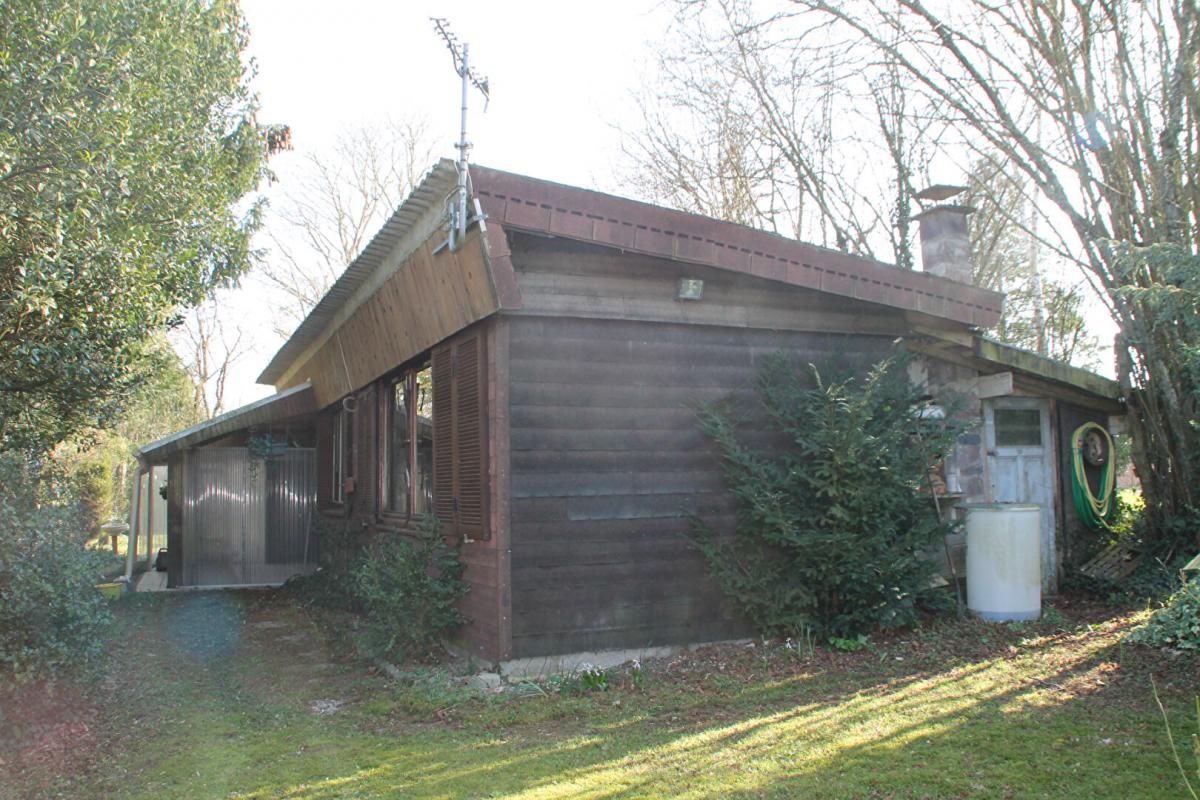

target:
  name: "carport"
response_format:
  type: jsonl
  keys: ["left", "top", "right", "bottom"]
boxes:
{"left": 127, "top": 384, "right": 320, "bottom": 588}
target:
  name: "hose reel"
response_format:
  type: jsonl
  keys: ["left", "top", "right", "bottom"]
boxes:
{"left": 1071, "top": 421, "right": 1117, "bottom": 531}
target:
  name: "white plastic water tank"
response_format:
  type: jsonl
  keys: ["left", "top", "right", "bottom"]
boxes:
{"left": 965, "top": 504, "right": 1041, "bottom": 622}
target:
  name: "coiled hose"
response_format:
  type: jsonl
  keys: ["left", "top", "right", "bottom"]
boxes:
{"left": 1071, "top": 421, "right": 1117, "bottom": 530}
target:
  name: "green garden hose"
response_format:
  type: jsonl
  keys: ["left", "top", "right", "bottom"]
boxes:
{"left": 1071, "top": 421, "right": 1117, "bottom": 531}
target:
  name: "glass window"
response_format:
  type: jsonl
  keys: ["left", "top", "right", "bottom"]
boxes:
{"left": 994, "top": 408, "right": 1042, "bottom": 446}
{"left": 414, "top": 366, "right": 434, "bottom": 514}
{"left": 331, "top": 407, "right": 345, "bottom": 504}
{"left": 382, "top": 363, "right": 434, "bottom": 520}
{"left": 387, "top": 379, "right": 410, "bottom": 515}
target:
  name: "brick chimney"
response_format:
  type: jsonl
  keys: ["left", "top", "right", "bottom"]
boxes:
{"left": 914, "top": 185, "right": 974, "bottom": 284}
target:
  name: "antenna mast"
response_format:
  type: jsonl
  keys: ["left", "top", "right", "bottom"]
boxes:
{"left": 431, "top": 17, "right": 490, "bottom": 251}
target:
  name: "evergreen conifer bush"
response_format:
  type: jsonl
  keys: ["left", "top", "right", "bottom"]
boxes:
{"left": 692, "top": 350, "right": 965, "bottom": 638}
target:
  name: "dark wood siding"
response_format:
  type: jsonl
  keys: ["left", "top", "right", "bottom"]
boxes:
{"left": 303, "top": 320, "right": 506, "bottom": 662}
{"left": 354, "top": 383, "right": 377, "bottom": 514}
{"left": 507, "top": 315, "right": 896, "bottom": 657}
{"left": 509, "top": 234, "right": 911, "bottom": 337}
{"left": 431, "top": 330, "right": 488, "bottom": 541}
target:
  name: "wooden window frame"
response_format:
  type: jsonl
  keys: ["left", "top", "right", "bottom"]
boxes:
{"left": 378, "top": 360, "right": 433, "bottom": 526}
{"left": 330, "top": 406, "right": 346, "bottom": 505}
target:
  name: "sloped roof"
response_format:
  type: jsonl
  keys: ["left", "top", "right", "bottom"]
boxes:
{"left": 258, "top": 159, "right": 461, "bottom": 385}
{"left": 470, "top": 166, "right": 1003, "bottom": 329}
{"left": 137, "top": 383, "right": 315, "bottom": 462}
{"left": 259, "top": 162, "right": 1004, "bottom": 387}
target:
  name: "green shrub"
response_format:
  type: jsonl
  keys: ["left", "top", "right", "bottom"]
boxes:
{"left": 546, "top": 664, "right": 611, "bottom": 696}
{"left": 692, "top": 350, "right": 965, "bottom": 639}
{"left": 351, "top": 517, "right": 469, "bottom": 663}
{"left": 0, "top": 488, "right": 114, "bottom": 678}
{"left": 1129, "top": 579, "right": 1200, "bottom": 652}
{"left": 283, "top": 518, "right": 367, "bottom": 612}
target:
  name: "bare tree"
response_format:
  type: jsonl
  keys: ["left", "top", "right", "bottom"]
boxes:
{"left": 677, "top": 0, "right": 1198, "bottom": 537}
{"left": 174, "top": 296, "right": 251, "bottom": 419}
{"left": 258, "top": 116, "right": 438, "bottom": 336}
{"left": 623, "top": 0, "right": 947, "bottom": 263}
{"left": 966, "top": 155, "right": 1101, "bottom": 366}
{"left": 627, "top": 0, "right": 1095, "bottom": 363}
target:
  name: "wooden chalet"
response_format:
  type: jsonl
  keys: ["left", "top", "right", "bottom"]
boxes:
{"left": 135, "top": 160, "right": 1123, "bottom": 663}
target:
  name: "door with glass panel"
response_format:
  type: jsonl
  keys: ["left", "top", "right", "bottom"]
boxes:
{"left": 983, "top": 397, "right": 1056, "bottom": 592}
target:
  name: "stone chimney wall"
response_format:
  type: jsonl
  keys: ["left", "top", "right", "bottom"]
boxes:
{"left": 915, "top": 203, "right": 974, "bottom": 284}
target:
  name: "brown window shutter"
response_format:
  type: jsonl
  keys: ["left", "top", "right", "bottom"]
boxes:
{"left": 454, "top": 333, "right": 486, "bottom": 539}
{"left": 430, "top": 332, "right": 488, "bottom": 540}
{"left": 432, "top": 344, "right": 455, "bottom": 528}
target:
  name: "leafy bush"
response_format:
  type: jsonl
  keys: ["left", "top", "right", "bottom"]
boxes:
{"left": 350, "top": 517, "right": 469, "bottom": 663}
{"left": 1129, "top": 579, "right": 1200, "bottom": 652}
{"left": 0, "top": 479, "right": 115, "bottom": 678}
{"left": 692, "top": 350, "right": 964, "bottom": 638}
{"left": 283, "top": 520, "right": 361, "bottom": 613}
{"left": 74, "top": 457, "right": 114, "bottom": 539}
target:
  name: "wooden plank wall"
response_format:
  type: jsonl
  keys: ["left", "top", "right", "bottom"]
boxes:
{"left": 507, "top": 314, "right": 897, "bottom": 657}
{"left": 304, "top": 319, "right": 507, "bottom": 662}
{"left": 503, "top": 237, "right": 909, "bottom": 657}
{"left": 451, "top": 319, "right": 512, "bottom": 660}
{"left": 509, "top": 235, "right": 911, "bottom": 337}
{"left": 276, "top": 231, "right": 500, "bottom": 407}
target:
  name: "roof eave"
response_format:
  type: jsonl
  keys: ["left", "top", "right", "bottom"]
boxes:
{"left": 257, "top": 158, "right": 460, "bottom": 386}
{"left": 138, "top": 383, "right": 316, "bottom": 463}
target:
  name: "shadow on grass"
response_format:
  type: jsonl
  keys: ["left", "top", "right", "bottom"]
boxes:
{"left": 88, "top": 593, "right": 1197, "bottom": 800}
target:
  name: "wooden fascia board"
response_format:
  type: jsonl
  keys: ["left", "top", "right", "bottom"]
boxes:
{"left": 481, "top": 222, "right": 523, "bottom": 309}
{"left": 470, "top": 166, "right": 1003, "bottom": 329}
{"left": 909, "top": 334, "right": 1124, "bottom": 413}
{"left": 1010, "top": 371, "right": 1124, "bottom": 414}
{"left": 278, "top": 230, "right": 501, "bottom": 407}
{"left": 272, "top": 206, "right": 453, "bottom": 390}
{"left": 973, "top": 337, "right": 1122, "bottom": 403}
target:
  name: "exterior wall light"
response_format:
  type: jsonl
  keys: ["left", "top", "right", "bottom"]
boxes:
{"left": 677, "top": 278, "right": 704, "bottom": 301}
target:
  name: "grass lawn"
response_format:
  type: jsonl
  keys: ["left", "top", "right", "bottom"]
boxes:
{"left": 1, "top": 590, "right": 1196, "bottom": 799}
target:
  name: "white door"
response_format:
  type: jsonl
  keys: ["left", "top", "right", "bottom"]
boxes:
{"left": 983, "top": 398, "right": 1056, "bottom": 592}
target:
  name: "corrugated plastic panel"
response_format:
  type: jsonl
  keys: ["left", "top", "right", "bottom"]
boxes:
{"left": 181, "top": 448, "right": 316, "bottom": 587}
{"left": 265, "top": 449, "right": 317, "bottom": 565}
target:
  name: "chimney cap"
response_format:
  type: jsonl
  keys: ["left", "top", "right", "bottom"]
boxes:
{"left": 915, "top": 184, "right": 968, "bottom": 203}
{"left": 913, "top": 203, "right": 975, "bottom": 223}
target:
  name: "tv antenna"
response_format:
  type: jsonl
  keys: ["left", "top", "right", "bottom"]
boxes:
{"left": 431, "top": 17, "right": 490, "bottom": 251}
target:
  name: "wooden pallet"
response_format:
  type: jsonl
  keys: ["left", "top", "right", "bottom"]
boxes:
{"left": 1079, "top": 544, "right": 1143, "bottom": 582}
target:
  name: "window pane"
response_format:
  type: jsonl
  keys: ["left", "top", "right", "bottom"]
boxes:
{"left": 994, "top": 408, "right": 1042, "bottom": 446}
{"left": 331, "top": 408, "right": 344, "bottom": 504}
{"left": 388, "top": 380, "right": 410, "bottom": 515}
{"left": 414, "top": 366, "right": 434, "bottom": 515}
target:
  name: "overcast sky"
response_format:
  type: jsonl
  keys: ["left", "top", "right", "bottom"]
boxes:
{"left": 207, "top": 1, "right": 671, "bottom": 408}
{"left": 209, "top": 0, "right": 1115, "bottom": 410}
{"left": 242, "top": 0, "right": 669, "bottom": 187}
